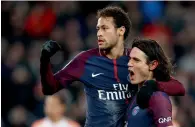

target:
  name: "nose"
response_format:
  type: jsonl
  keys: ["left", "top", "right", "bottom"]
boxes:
{"left": 97, "top": 29, "right": 102, "bottom": 37}
{"left": 128, "top": 59, "right": 133, "bottom": 67}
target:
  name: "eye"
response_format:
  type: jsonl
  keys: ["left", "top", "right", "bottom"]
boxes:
{"left": 102, "top": 27, "right": 108, "bottom": 30}
{"left": 133, "top": 57, "right": 140, "bottom": 62}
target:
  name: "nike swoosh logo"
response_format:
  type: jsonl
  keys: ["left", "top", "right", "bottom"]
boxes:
{"left": 92, "top": 73, "right": 104, "bottom": 77}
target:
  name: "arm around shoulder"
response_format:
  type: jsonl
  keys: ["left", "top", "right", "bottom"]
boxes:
{"left": 157, "top": 77, "right": 185, "bottom": 96}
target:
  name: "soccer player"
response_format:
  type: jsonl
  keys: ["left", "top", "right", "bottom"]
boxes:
{"left": 31, "top": 94, "right": 80, "bottom": 127}
{"left": 126, "top": 39, "right": 176, "bottom": 127}
{"left": 40, "top": 6, "right": 185, "bottom": 127}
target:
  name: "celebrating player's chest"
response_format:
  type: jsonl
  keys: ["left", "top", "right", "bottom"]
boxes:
{"left": 80, "top": 55, "right": 132, "bottom": 101}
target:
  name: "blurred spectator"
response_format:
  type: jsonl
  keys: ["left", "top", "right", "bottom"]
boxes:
{"left": 8, "top": 105, "right": 28, "bottom": 127}
{"left": 178, "top": 45, "right": 195, "bottom": 73}
{"left": 31, "top": 94, "right": 81, "bottom": 127}
{"left": 24, "top": 2, "right": 56, "bottom": 38}
{"left": 1, "top": 37, "right": 9, "bottom": 59}
{"left": 142, "top": 23, "right": 173, "bottom": 55}
{"left": 139, "top": 1, "right": 165, "bottom": 24}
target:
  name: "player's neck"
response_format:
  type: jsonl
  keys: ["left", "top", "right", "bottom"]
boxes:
{"left": 106, "top": 41, "right": 124, "bottom": 59}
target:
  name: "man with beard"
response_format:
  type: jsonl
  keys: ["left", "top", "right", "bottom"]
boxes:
{"left": 40, "top": 6, "right": 185, "bottom": 127}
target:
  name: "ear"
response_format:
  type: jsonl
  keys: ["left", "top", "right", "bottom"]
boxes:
{"left": 118, "top": 26, "right": 125, "bottom": 36}
{"left": 149, "top": 60, "right": 158, "bottom": 71}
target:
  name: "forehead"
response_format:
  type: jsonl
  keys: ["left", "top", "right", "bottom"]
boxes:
{"left": 97, "top": 17, "right": 115, "bottom": 27}
{"left": 130, "top": 47, "right": 147, "bottom": 60}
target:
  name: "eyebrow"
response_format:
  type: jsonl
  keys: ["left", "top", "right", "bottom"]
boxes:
{"left": 96, "top": 25, "right": 107, "bottom": 29}
{"left": 130, "top": 56, "right": 141, "bottom": 61}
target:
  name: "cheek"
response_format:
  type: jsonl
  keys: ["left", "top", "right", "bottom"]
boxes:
{"left": 107, "top": 32, "right": 117, "bottom": 41}
{"left": 135, "top": 65, "right": 149, "bottom": 79}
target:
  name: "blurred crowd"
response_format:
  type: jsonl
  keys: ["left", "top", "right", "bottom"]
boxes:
{"left": 1, "top": 1, "right": 195, "bottom": 127}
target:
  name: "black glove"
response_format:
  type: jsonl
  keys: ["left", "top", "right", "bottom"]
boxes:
{"left": 136, "top": 80, "right": 158, "bottom": 109}
{"left": 41, "top": 40, "right": 61, "bottom": 61}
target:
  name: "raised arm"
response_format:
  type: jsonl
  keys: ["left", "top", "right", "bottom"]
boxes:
{"left": 40, "top": 40, "right": 85, "bottom": 95}
{"left": 40, "top": 60, "right": 62, "bottom": 95}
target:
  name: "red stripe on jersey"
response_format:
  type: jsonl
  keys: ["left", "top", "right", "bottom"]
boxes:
{"left": 113, "top": 59, "right": 120, "bottom": 82}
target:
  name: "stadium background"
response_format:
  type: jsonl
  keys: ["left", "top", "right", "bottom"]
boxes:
{"left": 1, "top": 1, "right": 195, "bottom": 127}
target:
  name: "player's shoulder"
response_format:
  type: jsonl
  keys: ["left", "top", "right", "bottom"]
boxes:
{"left": 84, "top": 48, "right": 100, "bottom": 56}
{"left": 148, "top": 91, "right": 172, "bottom": 113}
{"left": 150, "top": 91, "right": 171, "bottom": 105}
{"left": 152, "top": 91, "right": 169, "bottom": 99}
{"left": 75, "top": 48, "right": 100, "bottom": 59}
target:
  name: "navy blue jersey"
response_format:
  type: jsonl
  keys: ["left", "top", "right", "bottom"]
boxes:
{"left": 126, "top": 91, "right": 172, "bottom": 127}
{"left": 54, "top": 48, "right": 136, "bottom": 127}
{"left": 40, "top": 47, "right": 184, "bottom": 127}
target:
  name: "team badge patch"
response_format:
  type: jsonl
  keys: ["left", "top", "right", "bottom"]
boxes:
{"left": 132, "top": 106, "right": 140, "bottom": 116}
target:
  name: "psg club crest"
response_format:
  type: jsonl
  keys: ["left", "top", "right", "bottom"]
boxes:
{"left": 132, "top": 106, "right": 140, "bottom": 116}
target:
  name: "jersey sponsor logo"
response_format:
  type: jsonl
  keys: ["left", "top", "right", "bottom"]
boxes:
{"left": 158, "top": 117, "right": 172, "bottom": 123}
{"left": 92, "top": 73, "right": 104, "bottom": 77}
{"left": 132, "top": 106, "right": 140, "bottom": 116}
{"left": 98, "top": 83, "right": 131, "bottom": 100}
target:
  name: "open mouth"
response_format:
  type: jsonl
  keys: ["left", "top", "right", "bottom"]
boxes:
{"left": 129, "top": 70, "right": 135, "bottom": 76}
{"left": 129, "top": 70, "right": 135, "bottom": 81}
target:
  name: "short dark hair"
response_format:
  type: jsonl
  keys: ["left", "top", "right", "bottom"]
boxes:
{"left": 97, "top": 6, "right": 132, "bottom": 40}
{"left": 131, "top": 39, "right": 173, "bottom": 81}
